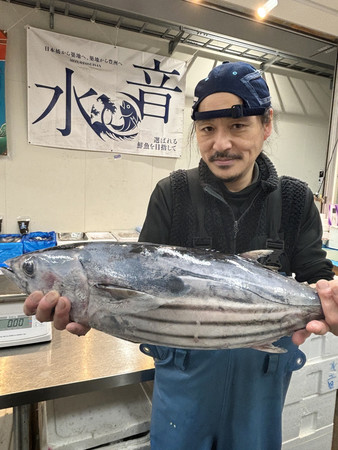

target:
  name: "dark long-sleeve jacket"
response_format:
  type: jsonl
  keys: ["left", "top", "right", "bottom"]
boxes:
{"left": 140, "top": 153, "right": 333, "bottom": 284}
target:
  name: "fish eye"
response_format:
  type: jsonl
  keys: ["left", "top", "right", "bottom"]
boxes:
{"left": 22, "top": 259, "right": 35, "bottom": 277}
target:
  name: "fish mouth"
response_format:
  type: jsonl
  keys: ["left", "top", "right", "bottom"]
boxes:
{"left": 1, "top": 265, "right": 27, "bottom": 293}
{"left": 1, "top": 265, "right": 17, "bottom": 285}
{"left": 1, "top": 265, "right": 14, "bottom": 277}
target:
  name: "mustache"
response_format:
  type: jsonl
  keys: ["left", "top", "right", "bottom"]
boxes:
{"left": 209, "top": 151, "right": 242, "bottom": 163}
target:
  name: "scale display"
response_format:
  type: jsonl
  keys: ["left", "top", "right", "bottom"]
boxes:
{"left": 0, "top": 315, "right": 32, "bottom": 331}
{"left": 0, "top": 301, "right": 52, "bottom": 348}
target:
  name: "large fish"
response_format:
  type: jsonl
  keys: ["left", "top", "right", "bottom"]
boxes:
{"left": 2, "top": 242, "right": 323, "bottom": 353}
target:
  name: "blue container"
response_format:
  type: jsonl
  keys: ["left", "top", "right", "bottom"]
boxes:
{"left": 0, "top": 234, "right": 23, "bottom": 267}
{"left": 22, "top": 231, "right": 57, "bottom": 253}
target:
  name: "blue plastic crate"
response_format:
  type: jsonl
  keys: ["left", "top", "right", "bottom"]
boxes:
{"left": 22, "top": 231, "right": 57, "bottom": 253}
{"left": 0, "top": 234, "right": 23, "bottom": 267}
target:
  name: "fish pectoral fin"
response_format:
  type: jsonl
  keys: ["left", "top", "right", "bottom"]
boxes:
{"left": 252, "top": 344, "right": 288, "bottom": 354}
{"left": 239, "top": 250, "right": 281, "bottom": 272}
{"left": 94, "top": 284, "right": 142, "bottom": 299}
{"left": 91, "top": 284, "right": 163, "bottom": 315}
{"left": 239, "top": 249, "right": 273, "bottom": 261}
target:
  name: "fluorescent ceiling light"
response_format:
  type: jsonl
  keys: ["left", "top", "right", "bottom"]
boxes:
{"left": 257, "top": 0, "right": 278, "bottom": 18}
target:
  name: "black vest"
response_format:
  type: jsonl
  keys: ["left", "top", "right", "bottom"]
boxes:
{"left": 168, "top": 167, "right": 308, "bottom": 275}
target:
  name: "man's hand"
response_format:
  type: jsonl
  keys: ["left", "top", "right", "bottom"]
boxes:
{"left": 23, "top": 290, "right": 90, "bottom": 336}
{"left": 292, "top": 279, "right": 338, "bottom": 346}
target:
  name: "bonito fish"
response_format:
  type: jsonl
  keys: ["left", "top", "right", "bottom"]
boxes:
{"left": 2, "top": 242, "right": 323, "bottom": 353}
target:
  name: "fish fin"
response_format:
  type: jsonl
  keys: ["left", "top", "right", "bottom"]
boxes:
{"left": 239, "top": 249, "right": 273, "bottom": 261}
{"left": 300, "top": 281, "right": 315, "bottom": 289}
{"left": 252, "top": 344, "right": 288, "bottom": 354}
{"left": 239, "top": 250, "right": 281, "bottom": 272}
{"left": 95, "top": 285, "right": 142, "bottom": 299}
{"left": 262, "top": 265, "right": 280, "bottom": 272}
{"left": 90, "top": 285, "right": 167, "bottom": 315}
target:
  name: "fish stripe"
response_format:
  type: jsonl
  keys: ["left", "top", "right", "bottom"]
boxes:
{"left": 122, "top": 312, "right": 309, "bottom": 345}
{"left": 129, "top": 326, "right": 297, "bottom": 340}
{"left": 117, "top": 326, "right": 296, "bottom": 349}
{"left": 127, "top": 304, "right": 319, "bottom": 325}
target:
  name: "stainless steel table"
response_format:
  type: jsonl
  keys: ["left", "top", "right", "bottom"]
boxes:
{"left": 0, "top": 327, "right": 155, "bottom": 448}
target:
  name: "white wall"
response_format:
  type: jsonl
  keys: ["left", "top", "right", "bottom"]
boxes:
{"left": 0, "top": 2, "right": 333, "bottom": 234}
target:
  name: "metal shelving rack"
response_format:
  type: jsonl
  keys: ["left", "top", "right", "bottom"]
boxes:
{"left": 2, "top": 0, "right": 336, "bottom": 79}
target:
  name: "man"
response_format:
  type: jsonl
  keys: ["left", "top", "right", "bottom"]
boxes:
{"left": 24, "top": 61, "right": 338, "bottom": 449}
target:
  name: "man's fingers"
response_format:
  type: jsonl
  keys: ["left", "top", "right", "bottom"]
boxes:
{"left": 66, "top": 322, "right": 91, "bottom": 336}
{"left": 23, "top": 291, "right": 44, "bottom": 316}
{"left": 316, "top": 279, "right": 338, "bottom": 311}
{"left": 292, "top": 329, "right": 311, "bottom": 346}
{"left": 53, "top": 297, "right": 72, "bottom": 330}
{"left": 306, "top": 319, "right": 330, "bottom": 335}
{"left": 34, "top": 290, "right": 60, "bottom": 323}
{"left": 23, "top": 290, "right": 89, "bottom": 336}
{"left": 316, "top": 279, "right": 338, "bottom": 335}
{"left": 23, "top": 290, "right": 90, "bottom": 336}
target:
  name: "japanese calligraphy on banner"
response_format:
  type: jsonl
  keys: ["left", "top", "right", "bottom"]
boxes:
{"left": 27, "top": 27, "right": 187, "bottom": 157}
{"left": 0, "top": 30, "right": 7, "bottom": 156}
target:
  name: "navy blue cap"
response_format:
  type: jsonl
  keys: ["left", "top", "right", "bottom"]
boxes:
{"left": 191, "top": 61, "right": 271, "bottom": 120}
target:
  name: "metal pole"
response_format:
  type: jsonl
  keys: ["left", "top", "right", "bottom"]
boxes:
{"left": 323, "top": 55, "right": 338, "bottom": 212}
{"left": 13, "top": 405, "right": 30, "bottom": 450}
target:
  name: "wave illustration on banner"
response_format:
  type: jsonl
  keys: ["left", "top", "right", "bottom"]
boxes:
{"left": 81, "top": 95, "right": 141, "bottom": 141}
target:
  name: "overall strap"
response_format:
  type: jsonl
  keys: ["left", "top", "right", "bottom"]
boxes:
{"left": 264, "top": 178, "right": 285, "bottom": 270}
{"left": 266, "top": 178, "right": 282, "bottom": 240}
{"left": 264, "top": 176, "right": 308, "bottom": 271}
{"left": 280, "top": 176, "right": 308, "bottom": 260}
{"left": 186, "top": 169, "right": 213, "bottom": 248}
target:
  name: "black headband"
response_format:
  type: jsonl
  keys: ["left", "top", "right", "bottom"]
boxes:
{"left": 192, "top": 104, "right": 267, "bottom": 121}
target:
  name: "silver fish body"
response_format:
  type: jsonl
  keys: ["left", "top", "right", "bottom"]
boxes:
{"left": 3, "top": 242, "right": 323, "bottom": 352}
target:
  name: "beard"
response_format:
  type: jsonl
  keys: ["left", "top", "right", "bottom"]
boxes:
{"left": 214, "top": 171, "right": 244, "bottom": 183}
{"left": 208, "top": 150, "right": 244, "bottom": 182}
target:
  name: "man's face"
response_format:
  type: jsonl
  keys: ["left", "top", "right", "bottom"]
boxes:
{"left": 195, "top": 92, "right": 272, "bottom": 192}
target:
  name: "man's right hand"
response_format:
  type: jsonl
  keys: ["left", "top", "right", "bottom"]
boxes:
{"left": 23, "top": 290, "right": 91, "bottom": 336}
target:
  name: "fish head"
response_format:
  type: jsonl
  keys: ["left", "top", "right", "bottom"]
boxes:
{"left": 2, "top": 246, "right": 88, "bottom": 302}
{"left": 120, "top": 100, "right": 135, "bottom": 118}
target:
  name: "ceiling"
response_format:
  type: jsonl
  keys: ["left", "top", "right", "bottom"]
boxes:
{"left": 2, "top": 0, "right": 337, "bottom": 78}
{"left": 203, "top": 0, "right": 338, "bottom": 40}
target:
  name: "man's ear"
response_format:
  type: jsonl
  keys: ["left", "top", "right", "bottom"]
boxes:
{"left": 263, "top": 108, "right": 273, "bottom": 141}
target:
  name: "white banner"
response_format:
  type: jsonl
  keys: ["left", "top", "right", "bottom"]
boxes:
{"left": 27, "top": 27, "right": 186, "bottom": 157}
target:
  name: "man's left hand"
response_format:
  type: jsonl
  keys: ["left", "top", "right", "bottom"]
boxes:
{"left": 292, "top": 279, "right": 338, "bottom": 346}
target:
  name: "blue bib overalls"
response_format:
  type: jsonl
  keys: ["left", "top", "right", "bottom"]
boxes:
{"left": 137, "top": 161, "right": 317, "bottom": 449}
{"left": 140, "top": 337, "right": 305, "bottom": 450}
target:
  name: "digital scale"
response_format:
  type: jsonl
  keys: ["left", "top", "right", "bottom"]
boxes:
{"left": 0, "top": 270, "right": 52, "bottom": 349}
{"left": 0, "top": 298, "right": 52, "bottom": 348}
